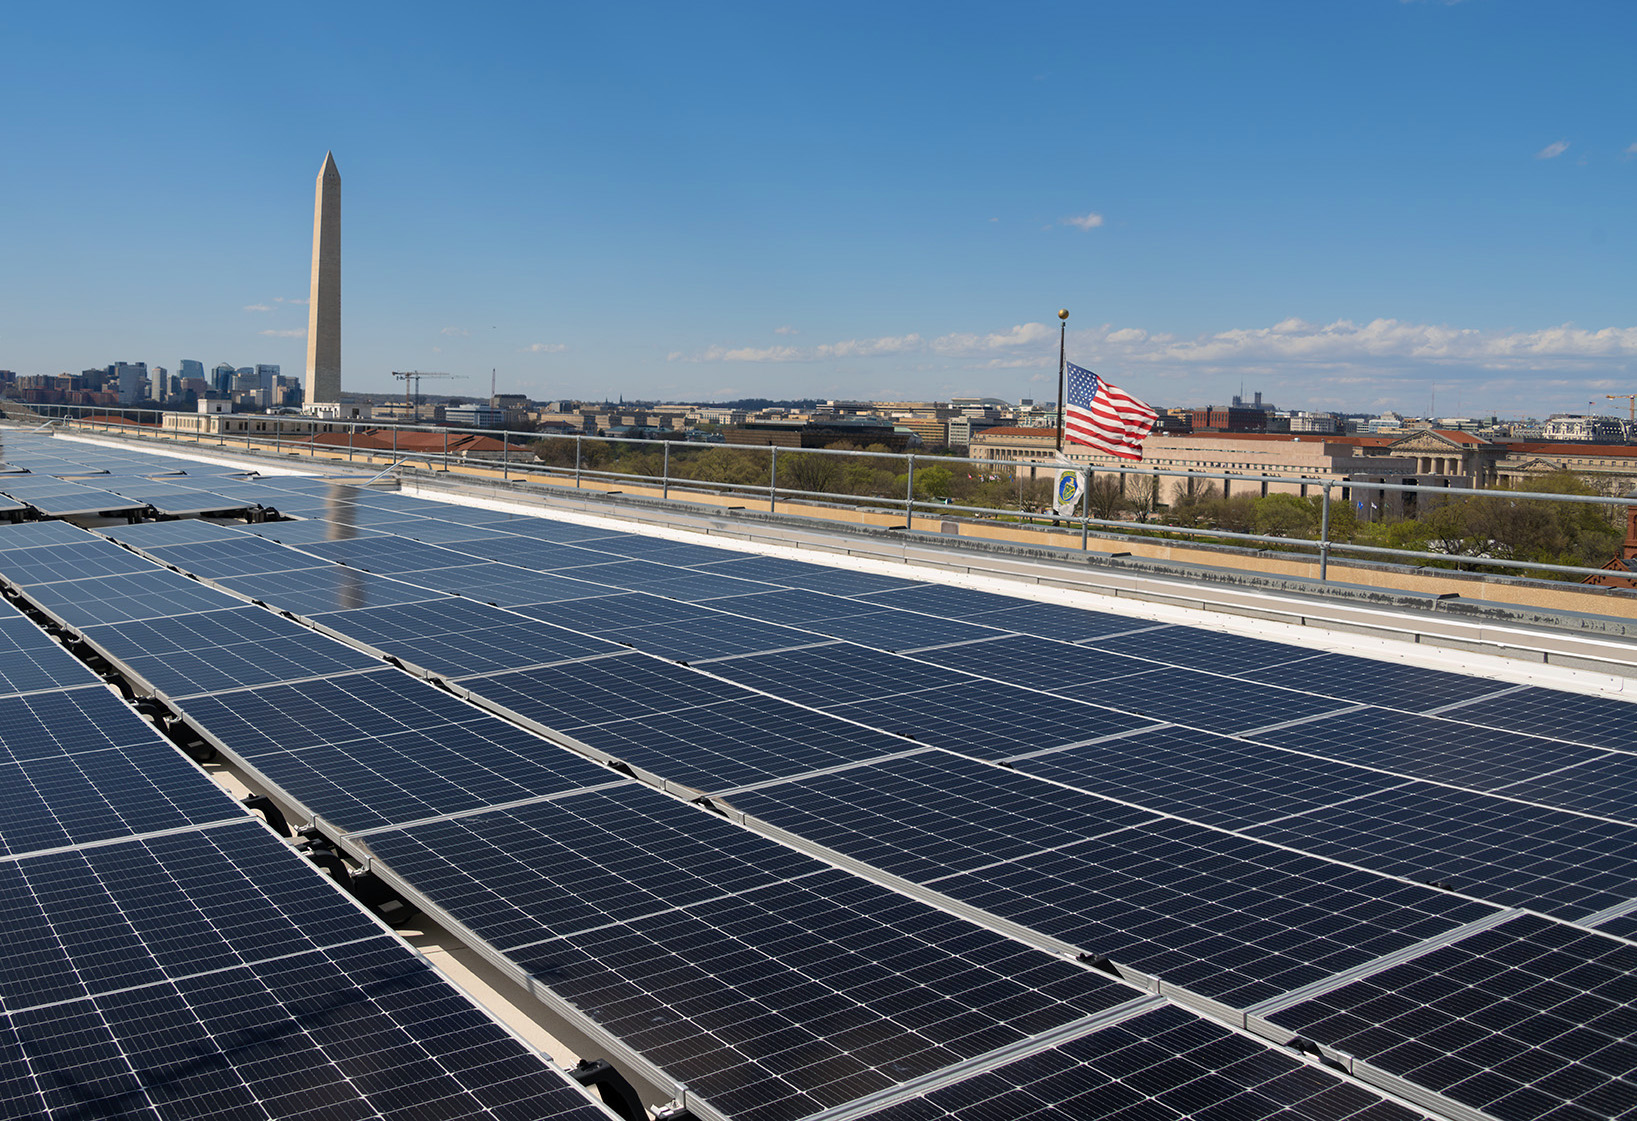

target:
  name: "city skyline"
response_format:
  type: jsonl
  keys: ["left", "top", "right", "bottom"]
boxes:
{"left": 1, "top": 2, "right": 1632, "bottom": 415}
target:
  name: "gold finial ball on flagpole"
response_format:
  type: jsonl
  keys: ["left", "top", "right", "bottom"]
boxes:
{"left": 1058, "top": 309, "right": 1069, "bottom": 321}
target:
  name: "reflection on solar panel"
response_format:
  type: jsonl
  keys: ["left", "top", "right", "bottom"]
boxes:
{"left": 723, "top": 753, "right": 1496, "bottom": 1007}
{"left": 0, "top": 541, "right": 157, "bottom": 583}
{"left": 1267, "top": 914, "right": 1637, "bottom": 1121}
{"left": 0, "top": 519, "right": 107, "bottom": 550}
{"left": 859, "top": 1004, "right": 1421, "bottom": 1121}
{"left": 1235, "top": 651, "right": 1515, "bottom": 712}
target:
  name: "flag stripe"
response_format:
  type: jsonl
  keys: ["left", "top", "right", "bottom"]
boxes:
{"left": 1062, "top": 363, "right": 1155, "bottom": 461}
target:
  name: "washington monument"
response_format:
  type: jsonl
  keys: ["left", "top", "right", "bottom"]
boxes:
{"left": 304, "top": 151, "right": 341, "bottom": 406}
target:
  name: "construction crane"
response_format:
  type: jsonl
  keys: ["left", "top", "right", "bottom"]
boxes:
{"left": 390, "top": 371, "right": 467, "bottom": 413}
{"left": 1607, "top": 394, "right": 1636, "bottom": 421}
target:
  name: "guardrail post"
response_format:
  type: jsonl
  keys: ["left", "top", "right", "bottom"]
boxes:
{"left": 662, "top": 441, "right": 670, "bottom": 500}
{"left": 1319, "top": 482, "right": 1333, "bottom": 581}
{"left": 501, "top": 431, "right": 510, "bottom": 481}
{"left": 905, "top": 454, "right": 915, "bottom": 525}
{"left": 442, "top": 428, "right": 449, "bottom": 469}
{"left": 392, "top": 424, "right": 398, "bottom": 461}
{"left": 348, "top": 423, "right": 355, "bottom": 462}
{"left": 769, "top": 446, "right": 779, "bottom": 513}
{"left": 574, "top": 436, "right": 583, "bottom": 488}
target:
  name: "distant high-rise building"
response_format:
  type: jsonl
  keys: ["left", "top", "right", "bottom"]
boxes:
{"left": 304, "top": 151, "right": 341, "bottom": 407}
{"left": 179, "top": 359, "right": 204, "bottom": 383}
{"left": 256, "top": 364, "right": 279, "bottom": 399}
{"left": 152, "top": 366, "right": 170, "bottom": 402}
{"left": 114, "top": 361, "right": 146, "bottom": 406}
{"left": 211, "top": 363, "right": 236, "bottom": 396}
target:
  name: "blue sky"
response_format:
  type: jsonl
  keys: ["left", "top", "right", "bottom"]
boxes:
{"left": 2, "top": 1, "right": 1632, "bottom": 416}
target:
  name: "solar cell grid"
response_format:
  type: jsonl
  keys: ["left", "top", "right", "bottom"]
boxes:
{"left": 172, "top": 667, "right": 475, "bottom": 755}
{"left": 96, "top": 518, "right": 249, "bottom": 547}
{"left": 0, "top": 615, "right": 102, "bottom": 696}
{"left": 1249, "top": 708, "right": 1609, "bottom": 792}
{"left": 245, "top": 519, "right": 396, "bottom": 547}
{"left": 239, "top": 722, "right": 620, "bottom": 833}
{"left": 1593, "top": 911, "right": 1637, "bottom": 940}
{"left": 568, "top": 566, "right": 778, "bottom": 602}
{"left": 317, "top": 606, "right": 623, "bottom": 678}
{"left": 1445, "top": 685, "right": 1637, "bottom": 752}
{"left": 218, "top": 566, "right": 449, "bottom": 615}
{"left": 1244, "top": 782, "right": 1637, "bottom": 920}
{"left": 1010, "top": 726, "right": 1415, "bottom": 829}
{"left": 299, "top": 534, "right": 480, "bottom": 572}
{"left": 84, "top": 606, "right": 385, "bottom": 697}
{"left": 1267, "top": 913, "right": 1637, "bottom": 1121}
{"left": 427, "top": 534, "right": 611, "bottom": 570}
{"left": 363, "top": 785, "right": 818, "bottom": 946}
{"left": 512, "top": 869, "right": 1140, "bottom": 1121}
{"left": 18, "top": 570, "right": 235, "bottom": 628}
{"left": 580, "top": 536, "right": 739, "bottom": 566}
{"left": 695, "top": 553, "right": 926, "bottom": 595}
{"left": 388, "top": 518, "right": 531, "bottom": 544}
{"left": 138, "top": 534, "right": 348, "bottom": 579}
{"left": 514, "top": 590, "right": 725, "bottom": 632}
{"left": 964, "top": 601, "right": 1157, "bottom": 643}
{"left": 780, "top": 608, "right": 1006, "bottom": 652}
{"left": 567, "top": 696, "right": 919, "bottom": 790}
{"left": 726, "top": 754, "right": 1496, "bottom": 1007}
{"left": 0, "top": 688, "right": 167, "bottom": 764}
{"left": 455, "top": 653, "right": 754, "bottom": 728}
{"left": 721, "top": 751, "right": 1163, "bottom": 881}
{"left": 702, "top": 587, "right": 882, "bottom": 624}
{"left": 1083, "top": 626, "right": 1320, "bottom": 676}
{"left": 1234, "top": 651, "right": 1517, "bottom": 712}
{"left": 699, "top": 642, "right": 963, "bottom": 706}
{"left": 1489, "top": 753, "right": 1637, "bottom": 825}
{"left": 860, "top": 1004, "right": 1423, "bottom": 1121}
{"left": 0, "top": 541, "right": 156, "bottom": 584}
{"left": 910, "top": 633, "right": 1157, "bottom": 690}
{"left": 830, "top": 680, "right": 1161, "bottom": 759}
{"left": 0, "top": 520, "right": 105, "bottom": 550}
{"left": 0, "top": 745, "right": 241, "bottom": 855}
{"left": 596, "top": 614, "right": 822, "bottom": 661}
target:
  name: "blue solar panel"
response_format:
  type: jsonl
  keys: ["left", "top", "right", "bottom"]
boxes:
{"left": 1083, "top": 626, "right": 1318, "bottom": 676}
{"left": 455, "top": 652, "right": 755, "bottom": 728}
{"left": 0, "top": 614, "right": 103, "bottom": 696}
{"left": 695, "top": 553, "right": 926, "bottom": 595}
{"left": 218, "top": 566, "right": 449, "bottom": 615}
{"left": 1235, "top": 651, "right": 1516, "bottom": 712}
{"left": 1440, "top": 685, "right": 1637, "bottom": 751}
{"left": 17, "top": 570, "right": 236, "bottom": 628}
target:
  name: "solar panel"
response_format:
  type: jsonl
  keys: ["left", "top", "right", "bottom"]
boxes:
{"left": 97, "top": 518, "right": 254, "bottom": 547}
{"left": 0, "top": 614, "right": 103, "bottom": 696}
{"left": 577, "top": 535, "right": 739, "bottom": 566}
{"left": 593, "top": 614, "right": 823, "bottom": 661}
{"left": 695, "top": 553, "right": 926, "bottom": 595}
{"left": 1083, "top": 626, "right": 1319, "bottom": 676}
{"left": 365, "top": 785, "right": 1139, "bottom": 1121}
{"left": 0, "top": 519, "right": 107, "bottom": 550}
{"left": 1249, "top": 708, "right": 1608, "bottom": 792}
{"left": 514, "top": 589, "right": 730, "bottom": 631}
{"left": 299, "top": 534, "right": 481, "bottom": 572}
{"left": 777, "top": 607, "right": 1007, "bottom": 652}
{"left": 0, "top": 541, "right": 157, "bottom": 583}
{"left": 958, "top": 600, "right": 1157, "bottom": 643}
{"left": 910, "top": 633, "right": 1159, "bottom": 689}
{"left": 454, "top": 652, "right": 756, "bottom": 729}
{"left": 16, "top": 569, "right": 237, "bottom": 628}
{"left": 562, "top": 564, "right": 777, "bottom": 602}
{"left": 0, "top": 687, "right": 173, "bottom": 764}
{"left": 566, "top": 696, "right": 919, "bottom": 789}
{"left": 1235, "top": 651, "right": 1517, "bottom": 712}
{"left": 1488, "top": 752, "right": 1637, "bottom": 824}
{"left": 452, "top": 534, "right": 625, "bottom": 570}
{"left": 704, "top": 587, "right": 885, "bottom": 624}
{"left": 828, "top": 680, "right": 1161, "bottom": 759}
{"left": 83, "top": 605, "right": 385, "bottom": 698}
{"left": 246, "top": 519, "right": 394, "bottom": 545}
{"left": 1011, "top": 725, "right": 1415, "bottom": 828}
{"left": 1244, "top": 781, "right": 1637, "bottom": 920}
{"left": 1440, "top": 685, "right": 1637, "bottom": 751}
{"left": 722, "top": 753, "right": 1496, "bottom": 1008}
{"left": 405, "top": 564, "right": 625, "bottom": 607}
{"left": 699, "top": 643, "right": 972, "bottom": 707}
{"left": 1266, "top": 913, "right": 1637, "bottom": 1121}
{"left": 217, "top": 566, "right": 449, "bottom": 615}
{"left": 857, "top": 1004, "right": 1423, "bottom": 1121}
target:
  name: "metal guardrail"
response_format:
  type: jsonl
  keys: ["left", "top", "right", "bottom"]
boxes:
{"left": 25, "top": 402, "right": 1637, "bottom": 586}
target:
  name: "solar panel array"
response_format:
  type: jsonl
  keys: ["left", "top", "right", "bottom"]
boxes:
{"left": 0, "top": 429, "right": 1633, "bottom": 1121}
{"left": 0, "top": 601, "right": 615, "bottom": 1113}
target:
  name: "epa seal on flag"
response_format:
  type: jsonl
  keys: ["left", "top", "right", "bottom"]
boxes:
{"left": 1052, "top": 467, "right": 1084, "bottom": 517}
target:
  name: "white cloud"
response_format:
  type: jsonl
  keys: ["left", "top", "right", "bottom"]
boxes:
{"left": 273, "top": 296, "right": 309, "bottom": 306}
{"left": 1063, "top": 212, "right": 1104, "bottom": 231}
{"left": 1625, "top": 142, "right": 1637, "bottom": 156}
{"left": 774, "top": 325, "right": 799, "bottom": 335}
{"left": 931, "top": 322, "right": 1056, "bottom": 356}
{"left": 815, "top": 334, "right": 922, "bottom": 359}
{"left": 258, "top": 328, "right": 306, "bottom": 338}
{"left": 440, "top": 326, "right": 469, "bottom": 337}
{"left": 243, "top": 304, "right": 272, "bottom": 313}
{"left": 1536, "top": 139, "right": 1570, "bottom": 159}
{"left": 526, "top": 342, "right": 567, "bottom": 353}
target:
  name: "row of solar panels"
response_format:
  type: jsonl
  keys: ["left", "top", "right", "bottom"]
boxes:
{"left": 0, "top": 597, "right": 617, "bottom": 1120}
{"left": 74, "top": 502, "right": 1637, "bottom": 1121}
{"left": 0, "top": 440, "right": 1445, "bottom": 1120}
{"left": 8, "top": 433, "right": 1637, "bottom": 1121}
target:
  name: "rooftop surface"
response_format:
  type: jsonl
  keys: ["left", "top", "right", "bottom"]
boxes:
{"left": 0, "top": 427, "right": 1632, "bottom": 1121}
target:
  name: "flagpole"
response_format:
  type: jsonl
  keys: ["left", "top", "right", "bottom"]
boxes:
{"left": 1055, "top": 308, "right": 1069, "bottom": 453}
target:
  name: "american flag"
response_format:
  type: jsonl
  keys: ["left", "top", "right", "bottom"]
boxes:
{"left": 1063, "top": 362, "right": 1156, "bottom": 461}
